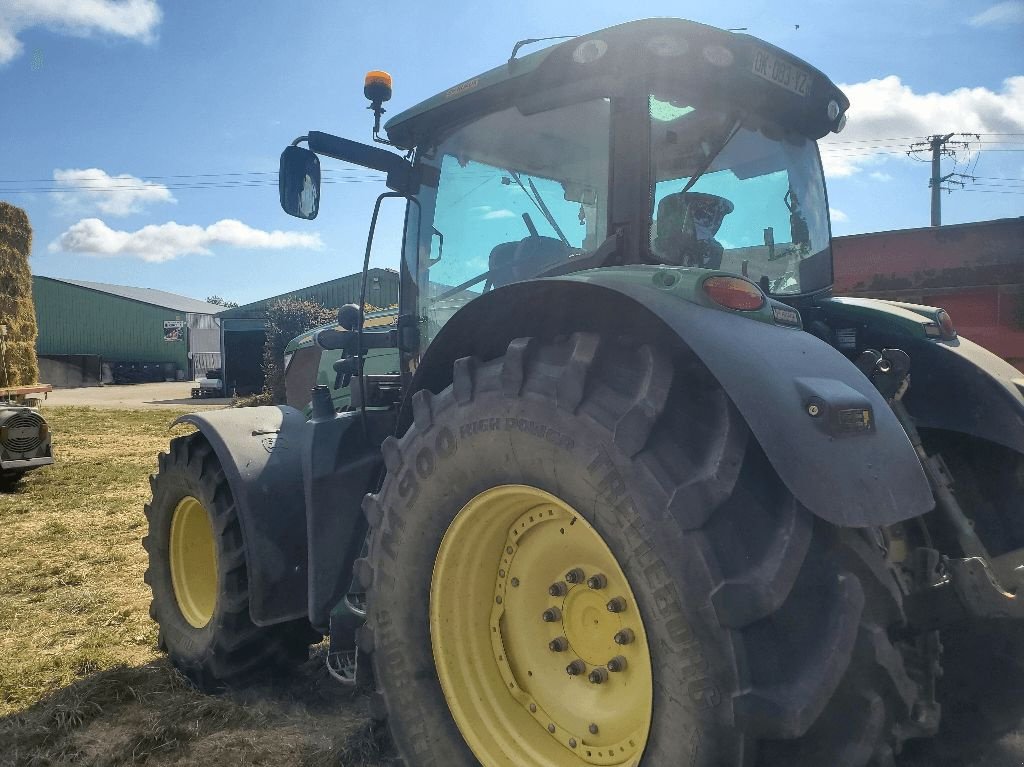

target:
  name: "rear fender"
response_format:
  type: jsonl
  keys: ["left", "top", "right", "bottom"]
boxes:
{"left": 174, "top": 406, "right": 309, "bottom": 626}
{"left": 408, "top": 271, "right": 934, "bottom": 528}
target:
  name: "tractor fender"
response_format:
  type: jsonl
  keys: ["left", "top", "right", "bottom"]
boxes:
{"left": 409, "top": 274, "right": 934, "bottom": 528}
{"left": 174, "top": 406, "right": 309, "bottom": 626}
{"left": 903, "top": 336, "right": 1024, "bottom": 454}
{"left": 815, "top": 297, "right": 1024, "bottom": 455}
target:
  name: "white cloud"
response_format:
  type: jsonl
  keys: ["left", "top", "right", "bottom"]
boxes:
{"left": 830, "top": 208, "right": 849, "bottom": 223}
{"left": 969, "top": 1, "right": 1024, "bottom": 26}
{"left": 50, "top": 218, "right": 323, "bottom": 263}
{"left": 820, "top": 75, "right": 1024, "bottom": 177}
{"left": 0, "top": 0, "right": 161, "bottom": 65}
{"left": 481, "top": 209, "right": 516, "bottom": 220}
{"left": 869, "top": 171, "right": 893, "bottom": 182}
{"left": 54, "top": 167, "right": 175, "bottom": 216}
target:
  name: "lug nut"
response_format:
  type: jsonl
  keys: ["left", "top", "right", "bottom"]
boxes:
{"left": 606, "top": 596, "right": 627, "bottom": 613}
{"left": 548, "top": 581, "right": 568, "bottom": 597}
{"left": 511, "top": 577, "right": 520, "bottom": 587}
{"left": 614, "top": 628, "right": 635, "bottom": 645}
{"left": 566, "top": 659, "right": 586, "bottom": 676}
{"left": 547, "top": 723, "right": 556, "bottom": 733}
{"left": 542, "top": 607, "right": 562, "bottom": 623}
{"left": 586, "top": 573, "right": 607, "bottom": 589}
{"left": 588, "top": 667, "right": 609, "bottom": 684}
{"left": 548, "top": 636, "right": 568, "bottom": 652}
{"left": 607, "top": 655, "right": 628, "bottom": 672}
{"left": 588, "top": 723, "right": 599, "bottom": 735}
{"left": 565, "top": 568, "right": 585, "bottom": 584}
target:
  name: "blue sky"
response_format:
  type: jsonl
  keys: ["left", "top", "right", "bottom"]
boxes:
{"left": 2, "top": 0, "right": 1021, "bottom": 305}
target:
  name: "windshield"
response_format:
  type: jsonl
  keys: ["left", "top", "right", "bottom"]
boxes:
{"left": 405, "top": 93, "right": 833, "bottom": 346}
{"left": 408, "top": 98, "right": 611, "bottom": 345}
{"left": 649, "top": 96, "right": 832, "bottom": 295}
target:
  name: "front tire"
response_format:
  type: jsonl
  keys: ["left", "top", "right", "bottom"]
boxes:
{"left": 144, "top": 433, "right": 311, "bottom": 690}
{"left": 358, "top": 334, "right": 935, "bottom": 766}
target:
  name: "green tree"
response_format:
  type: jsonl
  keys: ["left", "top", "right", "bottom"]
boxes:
{"left": 262, "top": 299, "right": 336, "bottom": 404}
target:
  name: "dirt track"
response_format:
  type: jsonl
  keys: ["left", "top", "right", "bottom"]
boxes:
{"left": 44, "top": 383, "right": 232, "bottom": 410}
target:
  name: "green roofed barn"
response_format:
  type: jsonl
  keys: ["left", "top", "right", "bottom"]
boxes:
{"left": 32, "top": 277, "right": 221, "bottom": 387}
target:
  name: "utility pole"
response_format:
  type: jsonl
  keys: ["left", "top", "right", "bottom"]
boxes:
{"left": 910, "top": 134, "right": 969, "bottom": 226}
{"left": 929, "top": 134, "right": 953, "bottom": 226}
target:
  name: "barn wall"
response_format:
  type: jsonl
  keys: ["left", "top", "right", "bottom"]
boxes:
{"left": 33, "top": 277, "right": 190, "bottom": 370}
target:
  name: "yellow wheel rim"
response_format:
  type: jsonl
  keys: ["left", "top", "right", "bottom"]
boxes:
{"left": 430, "top": 485, "right": 653, "bottom": 767}
{"left": 169, "top": 496, "right": 218, "bottom": 628}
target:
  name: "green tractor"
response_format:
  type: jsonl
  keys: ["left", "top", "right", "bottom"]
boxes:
{"left": 145, "top": 18, "right": 1024, "bottom": 765}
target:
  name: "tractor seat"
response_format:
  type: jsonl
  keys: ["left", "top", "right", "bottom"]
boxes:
{"left": 488, "top": 235, "right": 571, "bottom": 287}
{"left": 653, "top": 191, "right": 734, "bottom": 268}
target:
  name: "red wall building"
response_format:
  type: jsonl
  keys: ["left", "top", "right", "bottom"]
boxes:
{"left": 832, "top": 217, "right": 1024, "bottom": 369}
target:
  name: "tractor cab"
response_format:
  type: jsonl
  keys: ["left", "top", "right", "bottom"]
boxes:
{"left": 281, "top": 18, "right": 848, "bottom": 357}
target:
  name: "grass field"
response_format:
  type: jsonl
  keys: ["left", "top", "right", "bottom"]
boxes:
{"left": 0, "top": 407, "right": 380, "bottom": 766}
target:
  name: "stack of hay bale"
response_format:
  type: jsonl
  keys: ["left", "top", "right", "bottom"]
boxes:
{"left": 0, "top": 202, "right": 40, "bottom": 388}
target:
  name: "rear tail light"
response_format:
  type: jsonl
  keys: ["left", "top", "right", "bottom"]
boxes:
{"left": 702, "top": 276, "right": 765, "bottom": 311}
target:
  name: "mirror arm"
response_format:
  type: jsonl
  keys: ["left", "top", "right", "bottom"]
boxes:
{"left": 290, "top": 135, "right": 309, "bottom": 147}
{"left": 307, "top": 131, "right": 413, "bottom": 193}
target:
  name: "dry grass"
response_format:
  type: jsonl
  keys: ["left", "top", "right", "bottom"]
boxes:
{"left": 0, "top": 406, "right": 381, "bottom": 766}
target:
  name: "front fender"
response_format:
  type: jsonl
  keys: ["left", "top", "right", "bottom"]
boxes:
{"left": 817, "top": 297, "right": 1024, "bottom": 455}
{"left": 410, "top": 269, "right": 934, "bottom": 527}
{"left": 174, "top": 406, "right": 308, "bottom": 626}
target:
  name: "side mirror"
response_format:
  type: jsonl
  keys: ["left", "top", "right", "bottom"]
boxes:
{"left": 279, "top": 146, "right": 321, "bottom": 220}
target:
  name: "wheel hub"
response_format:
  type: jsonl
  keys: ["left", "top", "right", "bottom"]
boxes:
{"left": 431, "top": 485, "right": 652, "bottom": 767}
{"left": 169, "top": 495, "right": 217, "bottom": 628}
{"left": 561, "top": 587, "right": 623, "bottom": 665}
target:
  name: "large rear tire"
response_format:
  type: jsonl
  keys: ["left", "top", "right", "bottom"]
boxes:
{"left": 144, "top": 433, "right": 312, "bottom": 690}
{"left": 358, "top": 334, "right": 936, "bottom": 766}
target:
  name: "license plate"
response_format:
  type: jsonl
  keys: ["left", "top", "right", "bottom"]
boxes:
{"left": 751, "top": 50, "right": 811, "bottom": 96}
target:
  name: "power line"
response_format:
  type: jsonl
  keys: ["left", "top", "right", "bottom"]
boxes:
{"left": 951, "top": 178, "right": 1024, "bottom": 189}
{"left": 0, "top": 168, "right": 382, "bottom": 184}
{"left": 957, "top": 188, "right": 1024, "bottom": 195}
{"left": 966, "top": 175, "right": 1024, "bottom": 182}
{"left": 822, "top": 132, "right": 1024, "bottom": 146}
{"left": 0, "top": 175, "right": 386, "bottom": 195}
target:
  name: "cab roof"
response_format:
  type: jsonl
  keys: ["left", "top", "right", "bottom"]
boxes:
{"left": 384, "top": 18, "right": 848, "bottom": 149}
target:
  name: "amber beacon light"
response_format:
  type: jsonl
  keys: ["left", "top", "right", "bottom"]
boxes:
{"left": 364, "top": 70, "right": 393, "bottom": 104}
